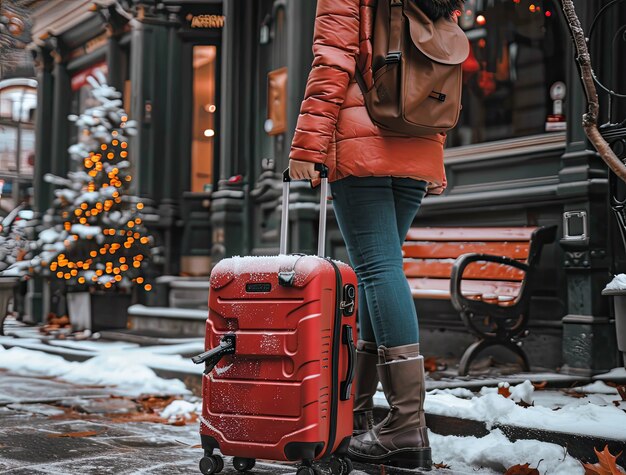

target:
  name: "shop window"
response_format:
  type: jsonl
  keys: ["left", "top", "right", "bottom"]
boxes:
{"left": 0, "top": 126, "right": 17, "bottom": 173}
{"left": 0, "top": 80, "right": 36, "bottom": 176}
{"left": 19, "top": 127, "right": 35, "bottom": 176}
{"left": 446, "top": 0, "right": 567, "bottom": 147}
{"left": 191, "top": 45, "right": 218, "bottom": 193}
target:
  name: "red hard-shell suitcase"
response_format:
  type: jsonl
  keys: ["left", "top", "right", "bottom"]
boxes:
{"left": 192, "top": 165, "right": 358, "bottom": 475}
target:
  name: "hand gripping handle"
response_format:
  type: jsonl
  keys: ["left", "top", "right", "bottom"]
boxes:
{"left": 280, "top": 163, "right": 329, "bottom": 257}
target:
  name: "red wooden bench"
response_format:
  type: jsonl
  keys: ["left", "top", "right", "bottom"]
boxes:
{"left": 402, "top": 225, "right": 557, "bottom": 375}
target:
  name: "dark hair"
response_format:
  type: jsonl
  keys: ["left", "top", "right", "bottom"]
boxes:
{"left": 412, "top": 0, "right": 464, "bottom": 21}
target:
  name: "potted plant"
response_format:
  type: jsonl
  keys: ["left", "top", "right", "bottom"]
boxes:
{"left": 602, "top": 275, "right": 626, "bottom": 369}
{"left": 0, "top": 206, "right": 36, "bottom": 335}
{"left": 29, "top": 73, "right": 158, "bottom": 332}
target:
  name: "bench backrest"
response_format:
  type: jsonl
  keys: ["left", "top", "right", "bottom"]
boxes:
{"left": 402, "top": 226, "right": 556, "bottom": 301}
{"left": 403, "top": 227, "right": 537, "bottom": 281}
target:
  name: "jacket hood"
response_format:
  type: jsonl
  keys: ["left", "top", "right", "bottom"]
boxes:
{"left": 412, "top": 0, "right": 464, "bottom": 21}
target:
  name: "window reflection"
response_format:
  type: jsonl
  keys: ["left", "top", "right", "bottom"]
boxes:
{"left": 192, "top": 45, "right": 217, "bottom": 193}
{"left": 447, "top": 0, "right": 567, "bottom": 147}
{"left": 0, "top": 79, "right": 36, "bottom": 207}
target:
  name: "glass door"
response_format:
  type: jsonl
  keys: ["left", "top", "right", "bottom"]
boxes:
{"left": 191, "top": 45, "right": 218, "bottom": 193}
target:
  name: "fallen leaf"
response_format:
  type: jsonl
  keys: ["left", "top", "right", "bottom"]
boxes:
{"left": 434, "top": 461, "right": 451, "bottom": 469}
{"left": 583, "top": 445, "right": 626, "bottom": 475}
{"left": 424, "top": 357, "right": 438, "bottom": 373}
{"left": 532, "top": 381, "right": 548, "bottom": 390}
{"left": 47, "top": 431, "right": 100, "bottom": 438}
{"left": 516, "top": 400, "right": 533, "bottom": 408}
{"left": 504, "top": 463, "right": 540, "bottom": 475}
{"left": 617, "top": 386, "right": 626, "bottom": 402}
{"left": 498, "top": 385, "right": 511, "bottom": 399}
{"left": 107, "top": 413, "right": 166, "bottom": 424}
{"left": 563, "top": 389, "right": 587, "bottom": 399}
{"left": 191, "top": 444, "right": 202, "bottom": 449}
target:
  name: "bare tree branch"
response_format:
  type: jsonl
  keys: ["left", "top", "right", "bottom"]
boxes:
{"left": 560, "top": 0, "right": 626, "bottom": 183}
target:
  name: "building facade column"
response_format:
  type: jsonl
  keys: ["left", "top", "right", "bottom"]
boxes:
{"left": 28, "top": 45, "right": 55, "bottom": 323}
{"left": 558, "top": 0, "right": 620, "bottom": 374}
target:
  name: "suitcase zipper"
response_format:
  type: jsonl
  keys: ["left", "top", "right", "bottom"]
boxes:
{"left": 323, "top": 258, "right": 343, "bottom": 459}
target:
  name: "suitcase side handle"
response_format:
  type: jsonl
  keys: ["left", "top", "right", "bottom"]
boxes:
{"left": 280, "top": 163, "right": 329, "bottom": 257}
{"left": 340, "top": 324, "right": 356, "bottom": 401}
{"left": 191, "top": 334, "right": 236, "bottom": 375}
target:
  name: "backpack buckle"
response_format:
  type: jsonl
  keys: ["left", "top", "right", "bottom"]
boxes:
{"left": 385, "top": 52, "right": 402, "bottom": 64}
{"left": 429, "top": 91, "right": 447, "bottom": 102}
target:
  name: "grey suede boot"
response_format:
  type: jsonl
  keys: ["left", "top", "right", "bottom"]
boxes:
{"left": 348, "top": 343, "right": 432, "bottom": 470}
{"left": 353, "top": 340, "right": 379, "bottom": 436}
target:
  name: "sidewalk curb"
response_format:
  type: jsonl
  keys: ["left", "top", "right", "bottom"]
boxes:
{"left": 3, "top": 336, "right": 625, "bottom": 467}
{"left": 373, "top": 408, "right": 626, "bottom": 467}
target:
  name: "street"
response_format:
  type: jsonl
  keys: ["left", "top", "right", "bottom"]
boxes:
{"left": 0, "top": 372, "right": 450, "bottom": 475}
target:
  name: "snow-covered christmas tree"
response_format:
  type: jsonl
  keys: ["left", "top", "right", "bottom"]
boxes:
{"left": 34, "top": 72, "right": 156, "bottom": 291}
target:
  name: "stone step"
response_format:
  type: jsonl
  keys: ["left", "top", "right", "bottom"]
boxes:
{"left": 97, "top": 329, "right": 204, "bottom": 346}
{"left": 127, "top": 304, "right": 207, "bottom": 338}
{"left": 169, "top": 279, "right": 209, "bottom": 310}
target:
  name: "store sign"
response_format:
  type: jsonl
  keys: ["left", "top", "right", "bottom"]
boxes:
{"left": 68, "top": 32, "right": 108, "bottom": 61}
{"left": 187, "top": 14, "right": 225, "bottom": 29}
{"left": 71, "top": 62, "right": 108, "bottom": 92}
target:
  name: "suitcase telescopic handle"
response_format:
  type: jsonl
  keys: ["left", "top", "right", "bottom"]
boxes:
{"left": 280, "top": 163, "right": 329, "bottom": 257}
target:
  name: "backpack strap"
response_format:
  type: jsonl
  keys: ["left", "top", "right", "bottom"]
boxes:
{"left": 387, "top": 0, "right": 404, "bottom": 64}
{"left": 355, "top": 67, "right": 368, "bottom": 95}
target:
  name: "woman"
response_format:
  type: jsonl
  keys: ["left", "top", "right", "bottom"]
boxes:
{"left": 289, "top": 0, "right": 463, "bottom": 470}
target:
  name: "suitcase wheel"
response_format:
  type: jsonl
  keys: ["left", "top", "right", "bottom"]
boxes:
{"left": 330, "top": 455, "right": 354, "bottom": 475}
{"left": 199, "top": 454, "right": 224, "bottom": 475}
{"left": 232, "top": 457, "right": 256, "bottom": 472}
{"left": 296, "top": 466, "right": 322, "bottom": 475}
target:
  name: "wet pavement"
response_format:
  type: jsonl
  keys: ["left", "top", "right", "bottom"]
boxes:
{"left": 0, "top": 372, "right": 445, "bottom": 475}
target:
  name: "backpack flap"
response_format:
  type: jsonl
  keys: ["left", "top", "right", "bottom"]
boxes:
{"left": 404, "top": 2, "right": 470, "bottom": 65}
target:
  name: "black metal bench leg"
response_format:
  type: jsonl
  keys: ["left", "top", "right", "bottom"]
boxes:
{"left": 458, "top": 338, "right": 530, "bottom": 376}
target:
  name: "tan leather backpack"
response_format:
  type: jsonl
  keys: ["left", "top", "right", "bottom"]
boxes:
{"left": 356, "top": 0, "right": 470, "bottom": 136}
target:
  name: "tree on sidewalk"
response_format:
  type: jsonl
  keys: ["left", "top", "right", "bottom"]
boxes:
{"left": 33, "top": 72, "right": 157, "bottom": 292}
{"left": 560, "top": 0, "right": 626, "bottom": 182}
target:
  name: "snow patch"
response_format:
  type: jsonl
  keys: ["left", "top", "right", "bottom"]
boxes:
{"left": 428, "top": 387, "right": 475, "bottom": 399}
{"left": 70, "top": 224, "right": 102, "bottom": 238}
{"left": 594, "top": 367, "right": 626, "bottom": 381}
{"left": 573, "top": 381, "right": 620, "bottom": 395}
{"left": 605, "top": 274, "right": 626, "bottom": 291}
{"left": 159, "top": 400, "right": 201, "bottom": 422}
{"left": 425, "top": 386, "right": 626, "bottom": 439}
{"left": 430, "top": 429, "right": 584, "bottom": 475}
{"left": 0, "top": 347, "right": 188, "bottom": 397}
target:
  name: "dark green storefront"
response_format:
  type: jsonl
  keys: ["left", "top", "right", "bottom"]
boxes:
{"left": 30, "top": 0, "right": 626, "bottom": 373}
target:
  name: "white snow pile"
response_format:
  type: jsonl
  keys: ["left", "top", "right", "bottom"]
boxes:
{"left": 70, "top": 224, "right": 102, "bottom": 239}
{"left": 0, "top": 346, "right": 188, "bottom": 397}
{"left": 430, "top": 429, "right": 585, "bottom": 475}
{"left": 159, "top": 400, "right": 201, "bottom": 423}
{"left": 573, "top": 381, "right": 620, "bottom": 395}
{"left": 479, "top": 380, "right": 535, "bottom": 405}
{"left": 428, "top": 387, "right": 475, "bottom": 399}
{"left": 425, "top": 380, "right": 626, "bottom": 440}
{"left": 605, "top": 274, "right": 626, "bottom": 291}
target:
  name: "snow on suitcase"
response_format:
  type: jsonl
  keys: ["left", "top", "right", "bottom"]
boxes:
{"left": 192, "top": 164, "right": 358, "bottom": 475}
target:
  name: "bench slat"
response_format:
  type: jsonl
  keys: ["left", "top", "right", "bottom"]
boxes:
{"left": 404, "top": 259, "right": 526, "bottom": 281}
{"left": 405, "top": 227, "right": 538, "bottom": 242}
{"left": 407, "top": 277, "right": 522, "bottom": 300}
{"left": 402, "top": 242, "right": 530, "bottom": 259}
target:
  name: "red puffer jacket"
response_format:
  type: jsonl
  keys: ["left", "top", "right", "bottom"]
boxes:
{"left": 289, "top": 0, "right": 447, "bottom": 194}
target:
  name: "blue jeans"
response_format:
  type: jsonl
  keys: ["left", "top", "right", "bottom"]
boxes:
{"left": 330, "top": 176, "right": 427, "bottom": 348}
